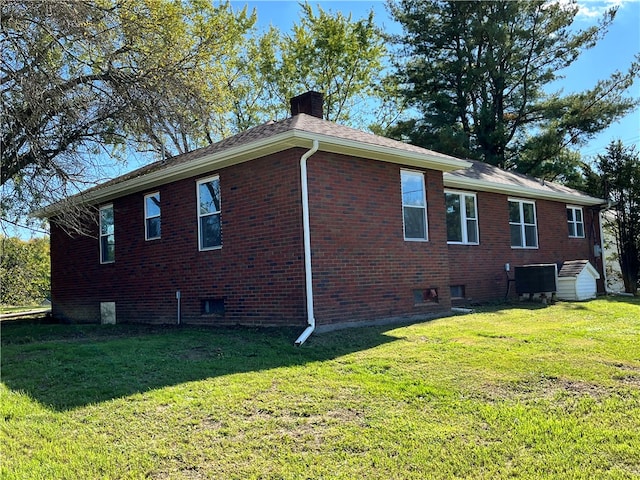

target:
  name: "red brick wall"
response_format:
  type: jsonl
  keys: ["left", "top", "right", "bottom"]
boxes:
{"left": 447, "top": 190, "right": 603, "bottom": 303}
{"left": 51, "top": 147, "right": 599, "bottom": 327}
{"left": 307, "top": 152, "right": 451, "bottom": 325}
{"left": 51, "top": 148, "right": 453, "bottom": 327}
{"left": 51, "top": 151, "right": 307, "bottom": 326}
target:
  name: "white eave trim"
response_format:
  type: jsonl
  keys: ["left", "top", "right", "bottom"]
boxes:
{"left": 443, "top": 175, "right": 604, "bottom": 206}
{"left": 291, "top": 130, "right": 471, "bottom": 172}
{"left": 38, "top": 129, "right": 471, "bottom": 216}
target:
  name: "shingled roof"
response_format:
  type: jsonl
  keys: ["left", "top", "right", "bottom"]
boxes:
{"left": 38, "top": 104, "right": 603, "bottom": 216}
{"left": 444, "top": 159, "right": 603, "bottom": 206}
{"left": 37, "top": 113, "right": 470, "bottom": 214}
{"left": 558, "top": 260, "right": 599, "bottom": 278}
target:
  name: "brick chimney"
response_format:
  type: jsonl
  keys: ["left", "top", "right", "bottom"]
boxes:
{"left": 290, "top": 91, "right": 324, "bottom": 119}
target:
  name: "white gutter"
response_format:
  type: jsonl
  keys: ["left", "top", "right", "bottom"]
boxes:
{"left": 295, "top": 139, "right": 319, "bottom": 346}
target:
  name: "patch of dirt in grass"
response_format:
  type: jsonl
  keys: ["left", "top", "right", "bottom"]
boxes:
{"left": 150, "top": 467, "right": 207, "bottom": 480}
{"left": 200, "top": 415, "right": 226, "bottom": 430}
{"left": 602, "top": 361, "right": 640, "bottom": 388}
{"left": 613, "top": 374, "right": 640, "bottom": 387}
{"left": 476, "top": 333, "right": 518, "bottom": 341}
{"left": 221, "top": 403, "right": 368, "bottom": 452}
{"left": 482, "top": 376, "right": 617, "bottom": 402}
{"left": 555, "top": 379, "right": 613, "bottom": 398}
{"left": 174, "top": 345, "right": 224, "bottom": 361}
{"left": 452, "top": 337, "right": 481, "bottom": 346}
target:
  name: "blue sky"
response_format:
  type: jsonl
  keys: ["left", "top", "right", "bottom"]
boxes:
{"left": 235, "top": 0, "right": 640, "bottom": 162}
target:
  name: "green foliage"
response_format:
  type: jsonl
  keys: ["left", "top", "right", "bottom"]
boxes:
{"left": 387, "top": 0, "right": 640, "bottom": 180}
{"left": 2, "top": 1, "right": 390, "bottom": 231}
{"left": 1, "top": 0, "right": 256, "bottom": 229}
{"left": 584, "top": 141, "right": 640, "bottom": 294}
{"left": 0, "top": 236, "right": 50, "bottom": 305}
{"left": 257, "top": 3, "right": 389, "bottom": 127}
{"left": 1, "top": 298, "right": 639, "bottom": 478}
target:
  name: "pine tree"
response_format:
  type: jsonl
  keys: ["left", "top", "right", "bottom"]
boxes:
{"left": 387, "top": 0, "right": 639, "bottom": 180}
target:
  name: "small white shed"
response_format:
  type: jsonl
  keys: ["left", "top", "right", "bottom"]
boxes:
{"left": 557, "top": 260, "right": 600, "bottom": 301}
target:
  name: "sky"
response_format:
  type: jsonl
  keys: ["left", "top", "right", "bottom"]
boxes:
{"left": 234, "top": 0, "right": 640, "bottom": 161}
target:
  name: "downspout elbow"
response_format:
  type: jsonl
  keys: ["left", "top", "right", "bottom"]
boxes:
{"left": 295, "top": 140, "right": 319, "bottom": 346}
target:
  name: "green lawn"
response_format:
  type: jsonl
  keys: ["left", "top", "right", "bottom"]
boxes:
{"left": 0, "top": 305, "right": 47, "bottom": 315}
{"left": 2, "top": 297, "right": 639, "bottom": 479}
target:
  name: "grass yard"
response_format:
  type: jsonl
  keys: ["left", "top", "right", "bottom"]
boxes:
{"left": 1, "top": 297, "right": 639, "bottom": 479}
{"left": 0, "top": 305, "right": 47, "bottom": 315}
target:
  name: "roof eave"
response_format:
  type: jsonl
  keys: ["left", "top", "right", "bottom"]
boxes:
{"left": 38, "top": 130, "right": 471, "bottom": 217}
{"left": 36, "top": 131, "right": 301, "bottom": 218}
{"left": 291, "top": 130, "right": 471, "bottom": 172}
{"left": 443, "top": 176, "right": 604, "bottom": 206}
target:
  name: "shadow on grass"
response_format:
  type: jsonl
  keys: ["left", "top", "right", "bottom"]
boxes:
{"left": 598, "top": 294, "right": 640, "bottom": 304}
{"left": 4, "top": 295, "right": 636, "bottom": 411}
{"left": 1, "top": 320, "right": 399, "bottom": 411}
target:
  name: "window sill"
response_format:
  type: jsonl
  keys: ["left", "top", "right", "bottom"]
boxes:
{"left": 199, "top": 246, "right": 222, "bottom": 252}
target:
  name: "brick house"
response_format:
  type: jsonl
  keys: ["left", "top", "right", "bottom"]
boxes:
{"left": 443, "top": 160, "right": 605, "bottom": 304}
{"left": 44, "top": 92, "right": 605, "bottom": 343}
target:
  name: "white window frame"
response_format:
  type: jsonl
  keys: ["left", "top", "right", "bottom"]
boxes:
{"left": 508, "top": 198, "right": 538, "bottom": 249}
{"left": 400, "top": 169, "right": 428, "bottom": 241}
{"left": 445, "top": 190, "right": 479, "bottom": 245}
{"left": 144, "top": 192, "right": 161, "bottom": 241}
{"left": 567, "top": 205, "right": 585, "bottom": 238}
{"left": 99, "top": 204, "right": 115, "bottom": 264}
{"left": 197, "top": 175, "right": 222, "bottom": 251}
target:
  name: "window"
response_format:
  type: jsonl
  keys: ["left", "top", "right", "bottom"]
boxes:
{"left": 509, "top": 199, "right": 538, "bottom": 248}
{"left": 445, "top": 191, "right": 479, "bottom": 244}
{"left": 144, "top": 192, "right": 161, "bottom": 240}
{"left": 401, "top": 170, "right": 428, "bottom": 240}
{"left": 201, "top": 299, "right": 225, "bottom": 316}
{"left": 197, "top": 176, "right": 221, "bottom": 250}
{"left": 567, "top": 206, "right": 585, "bottom": 238}
{"left": 450, "top": 285, "right": 465, "bottom": 299}
{"left": 413, "top": 288, "right": 439, "bottom": 304}
{"left": 99, "top": 204, "right": 115, "bottom": 263}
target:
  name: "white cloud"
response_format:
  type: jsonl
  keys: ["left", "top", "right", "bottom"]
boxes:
{"left": 575, "top": 0, "right": 633, "bottom": 19}
{"left": 545, "top": 0, "right": 634, "bottom": 20}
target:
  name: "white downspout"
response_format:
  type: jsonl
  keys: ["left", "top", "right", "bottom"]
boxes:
{"left": 295, "top": 140, "right": 319, "bottom": 346}
{"left": 598, "top": 208, "right": 608, "bottom": 294}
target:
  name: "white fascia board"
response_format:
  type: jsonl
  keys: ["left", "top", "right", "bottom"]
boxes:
{"left": 443, "top": 176, "right": 604, "bottom": 206}
{"left": 292, "top": 130, "right": 471, "bottom": 172}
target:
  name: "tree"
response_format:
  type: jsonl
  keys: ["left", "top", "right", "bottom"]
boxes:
{"left": 0, "top": 236, "right": 50, "bottom": 305}
{"left": 1, "top": 0, "right": 256, "bottom": 231}
{"left": 386, "top": 0, "right": 640, "bottom": 180}
{"left": 583, "top": 141, "right": 639, "bottom": 294}
{"left": 257, "top": 3, "right": 390, "bottom": 128}
{"left": 2, "top": 1, "right": 392, "bottom": 233}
